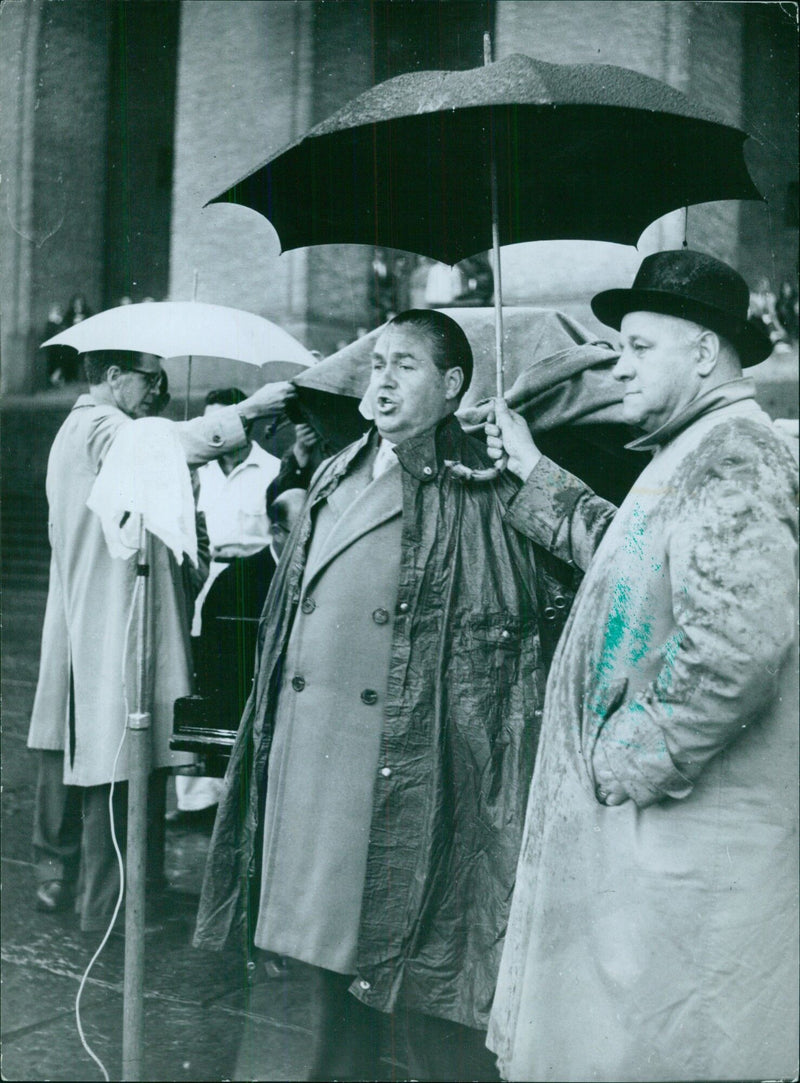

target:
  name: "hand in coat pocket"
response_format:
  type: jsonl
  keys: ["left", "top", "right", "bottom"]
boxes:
{"left": 588, "top": 677, "right": 630, "bottom": 806}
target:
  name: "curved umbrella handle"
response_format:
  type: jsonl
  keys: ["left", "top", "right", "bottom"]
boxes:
{"left": 443, "top": 458, "right": 507, "bottom": 483}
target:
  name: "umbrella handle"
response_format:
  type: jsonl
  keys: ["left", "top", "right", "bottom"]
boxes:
{"left": 444, "top": 459, "right": 505, "bottom": 483}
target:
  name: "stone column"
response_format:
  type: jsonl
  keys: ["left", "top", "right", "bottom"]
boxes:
{"left": 1, "top": 0, "right": 111, "bottom": 393}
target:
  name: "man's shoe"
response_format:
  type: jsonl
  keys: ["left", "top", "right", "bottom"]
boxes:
{"left": 36, "top": 880, "right": 72, "bottom": 913}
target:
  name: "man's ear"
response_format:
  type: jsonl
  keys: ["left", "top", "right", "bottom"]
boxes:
{"left": 695, "top": 330, "right": 720, "bottom": 377}
{"left": 106, "top": 365, "right": 124, "bottom": 387}
{"left": 444, "top": 366, "right": 464, "bottom": 401}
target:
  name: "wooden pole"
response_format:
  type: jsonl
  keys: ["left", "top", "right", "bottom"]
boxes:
{"left": 122, "top": 522, "right": 150, "bottom": 1080}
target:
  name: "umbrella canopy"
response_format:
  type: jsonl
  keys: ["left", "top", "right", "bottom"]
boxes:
{"left": 212, "top": 52, "right": 762, "bottom": 265}
{"left": 42, "top": 301, "right": 314, "bottom": 378}
{"left": 288, "top": 308, "right": 643, "bottom": 504}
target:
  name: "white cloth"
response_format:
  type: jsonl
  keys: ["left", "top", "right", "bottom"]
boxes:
{"left": 87, "top": 417, "right": 197, "bottom": 565}
{"left": 195, "top": 441, "right": 280, "bottom": 557}
{"left": 371, "top": 437, "right": 396, "bottom": 479}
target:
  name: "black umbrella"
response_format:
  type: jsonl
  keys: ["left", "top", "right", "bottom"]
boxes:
{"left": 213, "top": 39, "right": 761, "bottom": 475}
{"left": 212, "top": 47, "right": 760, "bottom": 263}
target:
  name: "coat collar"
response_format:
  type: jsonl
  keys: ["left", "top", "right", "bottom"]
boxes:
{"left": 393, "top": 413, "right": 468, "bottom": 481}
{"left": 304, "top": 461, "right": 402, "bottom": 587}
{"left": 72, "top": 392, "right": 123, "bottom": 417}
{"left": 625, "top": 377, "right": 757, "bottom": 453}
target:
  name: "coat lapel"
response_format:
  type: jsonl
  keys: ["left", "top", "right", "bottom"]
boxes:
{"left": 304, "top": 462, "right": 402, "bottom": 588}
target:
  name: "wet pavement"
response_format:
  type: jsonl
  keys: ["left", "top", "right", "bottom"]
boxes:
{"left": 0, "top": 585, "right": 401, "bottom": 1081}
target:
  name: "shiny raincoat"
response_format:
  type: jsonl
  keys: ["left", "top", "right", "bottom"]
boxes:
{"left": 194, "top": 414, "right": 577, "bottom": 1029}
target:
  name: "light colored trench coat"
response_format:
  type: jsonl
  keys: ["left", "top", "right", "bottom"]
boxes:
{"left": 27, "top": 394, "right": 247, "bottom": 787}
{"left": 488, "top": 380, "right": 799, "bottom": 1082}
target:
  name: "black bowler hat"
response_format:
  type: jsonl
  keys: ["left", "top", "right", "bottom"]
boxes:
{"left": 591, "top": 249, "right": 772, "bottom": 367}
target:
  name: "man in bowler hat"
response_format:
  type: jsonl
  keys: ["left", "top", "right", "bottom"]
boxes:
{"left": 484, "top": 250, "right": 798, "bottom": 1082}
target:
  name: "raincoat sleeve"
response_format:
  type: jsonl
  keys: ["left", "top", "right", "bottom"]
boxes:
{"left": 85, "top": 406, "right": 247, "bottom": 472}
{"left": 592, "top": 428, "right": 798, "bottom": 808}
{"left": 174, "top": 407, "right": 247, "bottom": 467}
{"left": 504, "top": 455, "right": 616, "bottom": 572}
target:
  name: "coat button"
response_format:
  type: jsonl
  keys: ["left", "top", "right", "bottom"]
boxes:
{"left": 301, "top": 597, "right": 316, "bottom": 614}
{"left": 554, "top": 595, "right": 567, "bottom": 610}
{"left": 291, "top": 676, "right": 306, "bottom": 692}
{"left": 398, "top": 602, "right": 409, "bottom": 613}
{"left": 372, "top": 607, "right": 389, "bottom": 625}
{"left": 380, "top": 766, "right": 392, "bottom": 778}
{"left": 358, "top": 979, "right": 370, "bottom": 990}
{"left": 361, "top": 689, "right": 378, "bottom": 705}
{"left": 500, "top": 629, "right": 510, "bottom": 639}
{"left": 423, "top": 466, "right": 433, "bottom": 476}
{"left": 543, "top": 606, "right": 556, "bottom": 621}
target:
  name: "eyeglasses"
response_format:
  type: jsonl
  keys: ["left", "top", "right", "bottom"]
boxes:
{"left": 127, "top": 367, "right": 163, "bottom": 389}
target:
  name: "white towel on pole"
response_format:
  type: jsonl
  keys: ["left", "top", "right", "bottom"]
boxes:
{"left": 87, "top": 417, "right": 198, "bottom": 566}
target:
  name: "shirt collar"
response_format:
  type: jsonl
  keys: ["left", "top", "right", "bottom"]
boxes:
{"left": 625, "top": 377, "right": 757, "bottom": 452}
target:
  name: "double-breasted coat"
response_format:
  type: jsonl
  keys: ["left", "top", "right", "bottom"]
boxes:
{"left": 27, "top": 394, "right": 249, "bottom": 786}
{"left": 488, "top": 380, "right": 799, "bottom": 1081}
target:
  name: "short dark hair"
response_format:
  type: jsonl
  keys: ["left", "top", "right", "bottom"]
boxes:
{"left": 388, "top": 310, "right": 473, "bottom": 401}
{"left": 204, "top": 387, "right": 247, "bottom": 408}
{"left": 82, "top": 350, "right": 155, "bottom": 385}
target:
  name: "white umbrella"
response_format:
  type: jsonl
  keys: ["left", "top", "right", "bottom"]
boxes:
{"left": 42, "top": 300, "right": 314, "bottom": 373}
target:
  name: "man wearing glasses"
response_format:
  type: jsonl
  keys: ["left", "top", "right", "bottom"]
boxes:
{"left": 27, "top": 349, "right": 291, "bottom": 933}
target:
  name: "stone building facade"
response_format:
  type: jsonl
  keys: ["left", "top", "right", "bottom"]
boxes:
{"left": 1, "top": 0, "right": 797, "bottom": 394}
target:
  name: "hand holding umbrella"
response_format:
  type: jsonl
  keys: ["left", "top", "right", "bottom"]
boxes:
{"left": 485, "top": 396, "right": 543, "bottom": 481}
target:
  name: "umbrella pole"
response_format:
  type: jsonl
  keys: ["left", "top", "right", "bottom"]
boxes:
{"left": 484, "top": 31, "right": 505, "bottom": 399}
{"left": 444, "top": 35, "right": 506, "bottom": 483}
{"left": 184, "top": 357, "right": 193, "bottom": 421}
{"left": 184, "top": 269, "right": 200, "bottom": 420}
{"left": 122, "top": 520, "right": 150, "bottom": 1081}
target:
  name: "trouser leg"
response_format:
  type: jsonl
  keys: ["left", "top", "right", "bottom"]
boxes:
{"left": 235, "top": 962, "right": 383, "bottom": 1082}
{"left": 146, "top": 768, "right": 168, "bottom": 887}
{"left": 76, "top": 769, "right": 169, "bottom": 932}
{"left": 305, "top": 965, "right": 383, "bottom": 1082}
{"left": 78, "top": 782, "right": 126, "bottom": 931}
{"left": 402, "top": 1007, "right": 501, "bottom": 1083}
{"left": 32, "top": 749, "right": 81, "bottom": 886}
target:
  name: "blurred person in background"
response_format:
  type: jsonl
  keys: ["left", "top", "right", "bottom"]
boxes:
{"left": 776, "top": 277, "right": 798, "bottom": 342}
{"left": 171, "top": 388, "right": 280, "bottom": 825}
{"left": 43, "top": 302, "right": 69, "bottom": 386}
